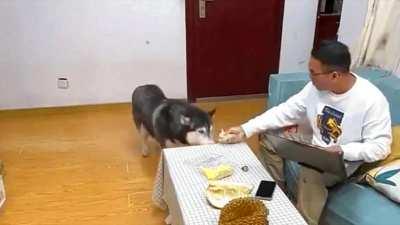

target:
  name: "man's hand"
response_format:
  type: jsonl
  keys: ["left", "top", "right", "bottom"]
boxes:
{"left": 326, "top": 145, "right": 343, "bottom": 155}
{"left": 218, "top": 126, "right": 246, "bottom": 144}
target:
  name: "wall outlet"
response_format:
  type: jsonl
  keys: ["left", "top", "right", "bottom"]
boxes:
{"left": 57, "top": 78, "right": 69, "bottom": 89}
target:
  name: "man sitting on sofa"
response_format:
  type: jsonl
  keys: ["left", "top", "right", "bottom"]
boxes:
{"left": 221, "top": 40, "right": 392, "bottom": 225}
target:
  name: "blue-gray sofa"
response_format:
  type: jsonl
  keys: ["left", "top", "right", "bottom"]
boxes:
{"left": 261, "top": 67, "right": 400, "bottom": 225}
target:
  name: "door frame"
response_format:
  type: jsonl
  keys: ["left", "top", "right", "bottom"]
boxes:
{"left": 185, "top": 0, "right": 286, "bottom": 102}
{"left": 185, "top": 0, "right": 197, "bottom": 102}
{"left": 313, "top": 0, "right": 343, "bottom": 48}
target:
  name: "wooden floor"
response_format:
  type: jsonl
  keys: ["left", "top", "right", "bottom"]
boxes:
{"left": 0, "top": 98, "right": 266, "bottom": 225}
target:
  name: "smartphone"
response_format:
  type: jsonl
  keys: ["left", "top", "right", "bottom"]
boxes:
{"left": 255, "top": 180, "right": 276, "bottom": 200}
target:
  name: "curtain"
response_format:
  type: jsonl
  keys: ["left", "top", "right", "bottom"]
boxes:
{"left": 351, "top": 0, "right": 400, "bottom": 75}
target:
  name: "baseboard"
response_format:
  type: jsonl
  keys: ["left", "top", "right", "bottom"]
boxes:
{"left": 196, "top": 94, "right": 267, "bottom": 103}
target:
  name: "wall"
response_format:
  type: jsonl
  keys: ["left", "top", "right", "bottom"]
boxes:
{"left": 337, "top": 0, "right": 369, "bottom": 48}
{"left": 2, "top": 0, "right": 391, "bottom": 110}
{"left": 0, "top": 0, "right": 186, "bottom": 109}
{"left": 278, "top": 0, "right": 319, "bottom": 73}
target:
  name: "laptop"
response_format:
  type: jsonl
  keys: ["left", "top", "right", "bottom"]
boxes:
{"left": 264, "top": 133, "right": 347, "bottom": 178}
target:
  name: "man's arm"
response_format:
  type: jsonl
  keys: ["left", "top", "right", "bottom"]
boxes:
{"left": 240, "top": 83, "right": 312, "bottom": 138}
{"left": 340, "top": 99, "right": 392, "bottom": 162}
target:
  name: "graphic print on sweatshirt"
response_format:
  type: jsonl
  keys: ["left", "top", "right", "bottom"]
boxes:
{"left": 317, "top": 106, "right": 344, "bottom": 144}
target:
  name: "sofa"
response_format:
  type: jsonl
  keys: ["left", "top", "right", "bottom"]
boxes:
{"left": 260, "top": 67, "right": 400, "bottom": 225}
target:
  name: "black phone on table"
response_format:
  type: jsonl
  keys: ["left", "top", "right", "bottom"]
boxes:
{"left": 255, "top": 180, "right": 276, "bottom": 200}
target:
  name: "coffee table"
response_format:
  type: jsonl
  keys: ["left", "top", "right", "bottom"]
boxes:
{"left": 156, "top": 143, "right": 307, "bottom": 225}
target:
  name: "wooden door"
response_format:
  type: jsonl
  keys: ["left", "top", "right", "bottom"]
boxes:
{"left": 186, "top": 0, "right": 285, "bottom": 101}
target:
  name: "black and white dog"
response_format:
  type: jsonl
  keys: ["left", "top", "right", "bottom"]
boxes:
{"left": 132, "top": 84, "right": 215, "bottom": 156}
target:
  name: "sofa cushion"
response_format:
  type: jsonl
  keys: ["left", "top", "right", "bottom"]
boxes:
{"left": 356, "top": 126, "right": 400, "bottom": 174}
{"left": 386, "top": 126, "right": 400, "bottom": 163}
{"left": 320, "top": 183, "right": 400, "bottom": 225}
{"left": 365, "top": 159, "right": 400, "bottom": 203}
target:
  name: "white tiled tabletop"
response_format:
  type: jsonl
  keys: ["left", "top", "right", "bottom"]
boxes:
{"left": 160, "top": 143, "right": 307, "bottom": 225}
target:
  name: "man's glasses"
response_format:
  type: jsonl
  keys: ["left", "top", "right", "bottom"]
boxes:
{"left": 309, "top": 71, "right": 334, "bottom": 77}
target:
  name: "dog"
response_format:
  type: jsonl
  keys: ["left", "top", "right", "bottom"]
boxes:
{"left": 132, "top": 84, "right": 215, "bottom": 156}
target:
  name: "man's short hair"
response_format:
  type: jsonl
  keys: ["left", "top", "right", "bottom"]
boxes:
{"left": 311, "top": 40, "right": 351, "bottom": 72}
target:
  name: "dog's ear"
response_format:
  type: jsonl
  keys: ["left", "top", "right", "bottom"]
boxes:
{"left": 208, "top": 108, "right": 216, "bottom": 118}
{"left": 180, "top": 115, "right": 191, "bottom": 126}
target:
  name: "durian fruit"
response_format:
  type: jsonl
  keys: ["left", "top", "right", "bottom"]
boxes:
{"left": 219, "top": 197, "right": 268, "bottom": 225}
{"left": 201, "top": 164, "right": 234, "bottom": 180}
{"left": 206, "top": 181, "right": 253, "bottom": 208}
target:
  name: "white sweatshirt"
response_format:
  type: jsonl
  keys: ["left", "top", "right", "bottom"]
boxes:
{"left": 242, "top": 74, "right": 392, "bottom": 163}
